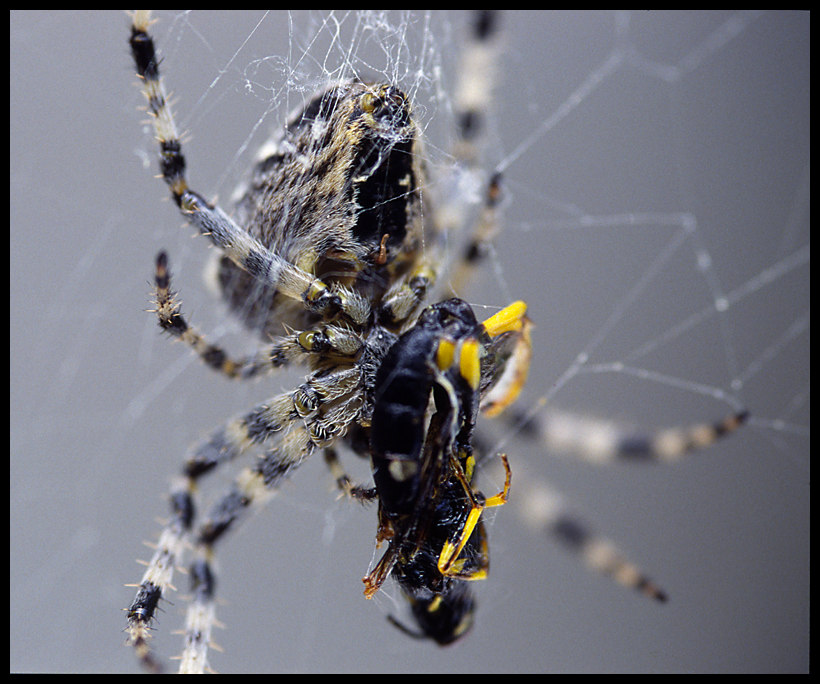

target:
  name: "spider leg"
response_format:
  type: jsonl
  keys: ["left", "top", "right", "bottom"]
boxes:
{"left": 125, "top": 475, "right": 193, "bottom": 673}
{"left": 178, "top": 367, "right": 365, "bottom": 674}
{"left": 126, "top": 365, "right": 362, "bottom": 671}
{"left": 434, "top": 11, "right": 506, "bottom": 295}
{"left": 474, "top": 407, "right": 747, "bottom": 603}
{"left": 378, "top": 259, "right": 439, "bottom": 327}
{"left": 153, "top": 251, "right": 289, "bottom": 379}
{"left": 323, "top": 447, "right": 378, "bottom": 503}
{"left": 178, "top": 426, "right": 315, "bottom": 673}
{"left": 510, "top": 405, "right": 749, "bottom": 465}
{"left": 129, "top": 11, "right": 369, "bottom": 326}
{"left": 180, "top": 367, "right": 361, "bottom": 482}
{"left": 453, "top": 10, "right": 502, "bottom": 167}
{"left": 446, "top": 171, "right": 504, "bottom": 296}
{"left": 517, "top": 477, "right": 670, "bottom": 602}
{"left": 153, "top": 252, "right": 364, "bottom": 379}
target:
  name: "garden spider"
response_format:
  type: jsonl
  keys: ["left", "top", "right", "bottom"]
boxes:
{"left": 125, "top": 10, "right": 747, "bottom": 673}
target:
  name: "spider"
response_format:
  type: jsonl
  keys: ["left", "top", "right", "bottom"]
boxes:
{"left": 125, "top": 10, "right": 747, "bottom": 673}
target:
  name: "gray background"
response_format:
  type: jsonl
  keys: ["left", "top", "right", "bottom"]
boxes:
{"left": 10, "top": 11, "right": 809, "bottom": 673}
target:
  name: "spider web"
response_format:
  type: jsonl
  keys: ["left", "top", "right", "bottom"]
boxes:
{"left": 9, "top": 10, "right": 808, "bottom": 673}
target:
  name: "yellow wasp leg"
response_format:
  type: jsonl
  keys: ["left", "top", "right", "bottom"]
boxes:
{"left": 437, "top": 454, "right": 511, "bottom": 576}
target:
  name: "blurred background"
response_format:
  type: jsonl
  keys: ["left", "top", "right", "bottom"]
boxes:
{"left": 10, "top": 11, "right": 808, "bottom": 673}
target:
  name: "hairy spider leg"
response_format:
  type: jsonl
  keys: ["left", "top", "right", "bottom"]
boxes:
{"left": 502, "top": 406, "right": 749, "bottom": 601}
{"left": 126, "top": 365, "right": 363, "bottom": 672}
{"left": 153, "top": 252, "right": 365, "bottom": 380}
